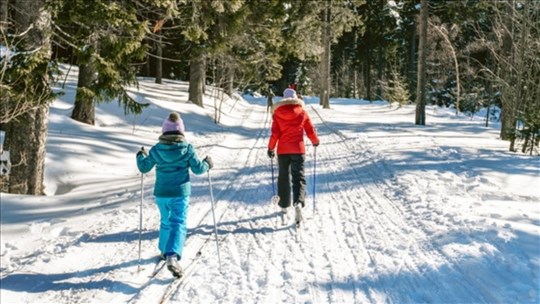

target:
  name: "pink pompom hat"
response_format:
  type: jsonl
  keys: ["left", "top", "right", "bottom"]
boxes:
{"left": 161, "top": 112, "right": 185, "bottom": 134}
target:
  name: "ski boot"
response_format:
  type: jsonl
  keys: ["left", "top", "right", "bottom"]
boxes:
{"left": 166, "top": 254, "right": 183, "bottom": 278}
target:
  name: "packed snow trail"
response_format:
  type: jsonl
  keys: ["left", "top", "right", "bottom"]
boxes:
{"left": 156, "top": 100, "right": 537, "bottom": 303}
{"left": 1, "top": 75, "right": 538, "bottom": 304}
{"left": 127, "top": 90, "right": 275, "bottom": 303}
{"left": 172, "top": 102, "right": 376, "bottom": 303}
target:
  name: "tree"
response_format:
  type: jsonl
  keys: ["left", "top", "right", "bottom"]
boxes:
{"left": 426, "top": 0, "right": 493, "bottom": 113}
{"left": 0, "top": 0, "right": 54, "bottom": 194}
{"left": 320, "top": 0, "right": 332, "bottom": 108}
{"left": 319, "top": 0, "right": 361, "bottom": 108}
{"left": 429, "top": 20, "right": 461, "bottom": 113}
{"left": 494, "top": 1, "right": 539, "bottom": 152}
{"left": 50, "top": 0, "right": 173, "bottom": 124}
{"left": 189, "top": 53, "right": 206, "bottom": 107}
{"left": 172, "top": 0, "right": 245, "bottom": 107}
{"left": 216, "top": 0, "right": 287, "bottom": 96}
{"left": 138, "top": 0, "right": 289, "bottom": 111}
{"left": 335, "top": 0, "right": 404, "bottom": 102}
{"left": 415, "top": 0, "right": 428, "bottom": 125}
{"left": 468, "top": 1, "right": 539, "bottom": 153}
{"left": 137, "top": 1, "right": 178, "bottom": 84}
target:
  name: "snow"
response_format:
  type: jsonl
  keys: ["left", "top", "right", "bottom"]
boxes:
{"left": 1, "top": 65, "right": 539, "bottom": 304}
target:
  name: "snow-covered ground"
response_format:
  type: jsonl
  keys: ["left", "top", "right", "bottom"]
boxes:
{"left": 1, "top": 66, "right": 539, "bottom": 304}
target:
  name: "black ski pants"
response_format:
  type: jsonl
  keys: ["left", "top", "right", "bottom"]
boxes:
{"left": 277, "top": 154, "right": 306, "bottom": 208}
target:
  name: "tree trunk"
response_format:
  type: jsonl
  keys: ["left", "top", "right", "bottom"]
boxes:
{"left": 189, "top": 55, "right": 206, "bottom": 107}
{"left": 376, "top": 45, "right": 384, "bottom": 100}
{"left": 415, "top": 0, "right": 428, "bottom": 125}
{"left": 3, "top": 0, "right": 51, "bottom": 195}
{"left": 365, "top": 46, "right": 372, "bottom": 101}
{"left": 155, "top": 34, "right": 163, "bottom": 84}
{"left": 71, "top": 61, "right": 97, "bottom": 125}
{"left": 224, "top": 64, "right": 234, "bottom": 97}
{"left": 509, "top": 1, "right": 527, "bottom": 151}
{"left": 4, "top": 107, "right": 49, "bottom": 194}
{"left": 320, "top": 0, "right": 331, "bottom": 108}
{"left": 499, "top": 2, "right": 517, "bottom": 142}
{"left": 0, "top": 0, "right": 7, "bottom": 30}
{"left": 353, "top": 33, "right": 358, "bottom": 99}
{"left": 408, "top": 20, "right": 417, "bottom": 102}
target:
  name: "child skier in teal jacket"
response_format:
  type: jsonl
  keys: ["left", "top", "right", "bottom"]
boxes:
{"left": 136, "top": 112, "right": 213, "bottom": 277}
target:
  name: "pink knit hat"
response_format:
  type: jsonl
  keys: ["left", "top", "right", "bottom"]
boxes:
{"left": 283, "top": 88, "right": 297, "bottom": 99}
{"left": 161, "top": 112, "right": 185, "bottom": 134}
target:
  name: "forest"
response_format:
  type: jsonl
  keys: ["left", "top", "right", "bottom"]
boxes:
{"left": 1, "top": 0, "right": 539, "bottom": 195}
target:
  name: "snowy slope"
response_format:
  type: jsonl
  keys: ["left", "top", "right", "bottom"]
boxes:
{"left": 1, "top": 66, "right": 539, "bottom": 304}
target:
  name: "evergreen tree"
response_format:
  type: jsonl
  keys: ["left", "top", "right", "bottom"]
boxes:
{"left": 278, "top": 0, "right": 361, "bottom": 107}
{"left": 49, "top": 0, "right": 175, "bottom": 124}
{"left": 0, "top": 0, "right": 53, "bottom": 194}
{"left": 342, "top": 0, "right": 397, "bottom": 101}
{"left": 217, "top": 0, "right": 288, "bottom": 95}
{"left": 168, "top": 0, "right": 245, "bottom": 107}
{"left": 0, "top": 0, "right": 56, "bottom": 123}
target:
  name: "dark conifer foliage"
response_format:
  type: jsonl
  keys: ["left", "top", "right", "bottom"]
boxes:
{"left": 49, "top": 0, "right": 177, "bottom": 124}
{"left": 1, "top": 0, "right": 538, "bottom": 190}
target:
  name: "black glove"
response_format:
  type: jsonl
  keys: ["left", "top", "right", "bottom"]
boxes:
{"left": 313, "top": 142, "right": 319, "bottom": 147}
{"left": 137, "top": 147, "right": 147, "bottom": 157}
{"left": 267, "top": 150, "right": 275, "bottom": 158}
{"left": 204, "top": 156, "right": 214, "bottom": 170}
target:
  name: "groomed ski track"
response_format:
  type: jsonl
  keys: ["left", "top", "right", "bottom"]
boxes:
{"left": 2, "top": 86, "right": 535, "bottom": 304}
{"left": 129, "top": 97, "right": 513, "bottom": 303}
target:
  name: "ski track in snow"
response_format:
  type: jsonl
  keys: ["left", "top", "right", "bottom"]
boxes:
{"left": 1, "top": 78, "right": 539, "bottom": 303}
{"left": 308, "top": 105, "right": 537, "bottom": 304}
{"left": 142, "top": 101, "right": 537, "bottom": 303}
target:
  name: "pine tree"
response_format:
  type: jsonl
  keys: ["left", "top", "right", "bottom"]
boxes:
{"left": 0, "top": 0, "right": 53, "bottom": 194}
{"left": 280, "top": 0, "right": 361, "bottom": 107}
{"left": 169, "top": 0, "right": 245, "bottom": 107}
{"left": 50, "top": 0, "right": 175, "bottom": 124}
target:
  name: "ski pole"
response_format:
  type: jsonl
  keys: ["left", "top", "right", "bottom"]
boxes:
{"left": 270, "top": 157, "right": 280, "bottom": 204}
{"left": 271, "top": 157, "right": 276, "bottom": 196}
{"left": 207, "top": 170, "right": 222, "bottom": 272}
{"left": 137, "top": 146, "right": 146, "bottom": 272}
{"left": 313, "top": 146, "right": 317, "bottom": 213}
{"left": 138, "top": 171, "right": 143, "bottom": 272}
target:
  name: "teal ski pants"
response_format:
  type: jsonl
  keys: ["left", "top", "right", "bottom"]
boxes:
{"left": 155, "top": 196, "right": 189, "bottom": 258}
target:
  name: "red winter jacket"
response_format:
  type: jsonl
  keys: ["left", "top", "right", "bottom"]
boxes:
{"left": 268, "top": 98, "right": 319, "bottom": 155}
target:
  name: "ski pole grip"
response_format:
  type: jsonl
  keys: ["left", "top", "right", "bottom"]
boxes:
{"left": 139, "top": 146, "right": 147, "bottom": 157}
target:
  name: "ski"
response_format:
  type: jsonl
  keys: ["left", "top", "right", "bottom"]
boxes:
{"left": 158, "top": 251, "right": 203, "bottom": 304}
{"left": 129, "top": 252, "right": 199, "bottom": 304}
{"left": 158, "top": 232, "right": 231, "bottom": 303}
{"left": 158, "top": 270, "right": 187, "bottom": 304}
{"left": 131, "top": 208, "right": 231, "bottom": 304}
{"left": 150, "top": 261, "right": 166, "bottom": 278}
{"left": 150, "top": 256, "right": 167, "bottom": 278}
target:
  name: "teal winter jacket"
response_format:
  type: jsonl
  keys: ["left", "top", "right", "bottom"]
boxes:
{"left": 136, "top": 133, "right": 209, "bottom": 197}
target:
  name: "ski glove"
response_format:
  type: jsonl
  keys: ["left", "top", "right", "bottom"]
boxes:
{"left": 267, "top": 150, "right": 275, "bottom": 158}
{"left": 204, "top": 156, "right": 214, "bottom": 170}
{"left": 313, "top": 142, "right": 319, "bottom": 147}
{"left": 137, "top": 147, "right": 148, "bottom": 157}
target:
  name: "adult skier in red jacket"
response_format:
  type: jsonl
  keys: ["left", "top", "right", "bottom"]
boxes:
{"left": 267, "top": 88, "right": 319, "bottom": 225}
